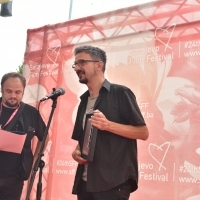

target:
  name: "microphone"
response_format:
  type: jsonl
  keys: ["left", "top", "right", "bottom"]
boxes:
{"left": 40, "top": 88, "right": 65, "bottom": 102}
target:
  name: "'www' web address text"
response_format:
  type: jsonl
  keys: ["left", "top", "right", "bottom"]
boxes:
{"left": 55, "top": 169, "right": 76, "bottom": 175}
{"left": 184, "top": 51, "right": 200, "bottom": 57}
{"left": 179, "top": 177, "right": 200, "bottom": 184}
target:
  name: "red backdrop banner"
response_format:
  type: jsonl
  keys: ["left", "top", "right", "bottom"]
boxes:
{"left": 22, "top": 0, "right": 200, "bottom": 199}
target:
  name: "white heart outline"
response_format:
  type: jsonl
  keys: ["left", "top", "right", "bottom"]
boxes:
{"left": 46, "top": 45, "right": 61, "bottom": 67}
{"left": 155, "top": 24, "right": 176, "bottom": 51}
{"left": 148, "top": 142, "right": 170, "bottom": 171}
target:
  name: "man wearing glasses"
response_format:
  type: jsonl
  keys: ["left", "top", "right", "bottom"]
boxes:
{"left": 71, "top": 45, "right": 149, "bottom": 200}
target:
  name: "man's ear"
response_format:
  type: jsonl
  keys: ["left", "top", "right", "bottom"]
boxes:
{"left": 97, "top": 61, "right": 104, "bottom": 71}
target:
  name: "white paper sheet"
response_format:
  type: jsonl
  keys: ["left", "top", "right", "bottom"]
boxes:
{"left": 0, "top": 129, "right": 27, "bottom": 154}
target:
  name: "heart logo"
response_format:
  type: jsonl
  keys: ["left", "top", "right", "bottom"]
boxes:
{"left": 148, "top": 142, "right": 170, "bottom": 171}
{"left": 46, "top": 45, "right": 61, "bottom": 67}
{"left": 155, "top": 24, "right": 176, "bottom": 51}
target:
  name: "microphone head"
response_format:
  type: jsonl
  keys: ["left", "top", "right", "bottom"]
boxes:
{"left": 58, "top": 87, "right": 65, "bottom": 95}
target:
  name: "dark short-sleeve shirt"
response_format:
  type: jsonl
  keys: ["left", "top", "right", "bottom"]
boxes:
{"left": 72, "top": 79, "right": 146, "bottom": 193}
{"left": 0, "top": 100, "right": 46, "bottom": 180}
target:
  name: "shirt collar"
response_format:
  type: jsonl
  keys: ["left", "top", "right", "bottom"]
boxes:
{"left": 80, "top": 79, "right": 110, "bottom": 100}
{"left": 102, "top": 79, "right": 110, "bottom": 92}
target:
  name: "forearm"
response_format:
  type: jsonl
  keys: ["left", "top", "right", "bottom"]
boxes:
{"left": 75, "top": 144, "right": 80, "bottom": 151}
{"left": 91, "top": 110, "right": 149, "bottom": 140}
{"left": 106, "top": 120, "right": 149, "bottom": 140}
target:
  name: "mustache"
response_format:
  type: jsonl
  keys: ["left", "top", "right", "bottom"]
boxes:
{"left": 8, "top": 98, "right": 17, "bottom": 100}
{"left": 76, "top": 69, "right": 85, "bottom": 75}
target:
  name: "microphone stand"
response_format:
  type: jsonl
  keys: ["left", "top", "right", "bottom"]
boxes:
{"left": 25, "top": 91, "right": 58, "bottom": 200}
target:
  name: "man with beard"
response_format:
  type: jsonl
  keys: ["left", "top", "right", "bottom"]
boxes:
{"left": 71, "top": 45, "right": 149, "bottom": 200}
{"left": 0, "top": 72, "right": 46, "bottom": 200}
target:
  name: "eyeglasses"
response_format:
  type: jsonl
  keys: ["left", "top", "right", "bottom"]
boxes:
{"left": 72, "top": 59, "right": 99, "bottom": 68}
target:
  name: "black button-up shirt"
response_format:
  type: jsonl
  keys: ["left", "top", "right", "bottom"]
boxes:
{"left": 72, "top": 79, "right": 146, "bottom": 193}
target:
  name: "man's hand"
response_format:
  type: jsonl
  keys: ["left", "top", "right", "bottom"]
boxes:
{"left": 90, "top": 109, "right": 109, "bottom": 130}
{"left": 72, "top": 148, "right": 87, "bottom": 164}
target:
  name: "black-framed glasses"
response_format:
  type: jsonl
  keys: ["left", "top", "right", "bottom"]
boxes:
{"left": 72, "top": 59, "right": 99, "bottom": 68}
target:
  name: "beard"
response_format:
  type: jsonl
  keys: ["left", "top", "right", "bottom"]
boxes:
{"left": 5, "top": 99, "right": 19, "bottom": 108}
{"left": 79, "top": 77, "right": 88, "bottom": 84}
{"left": 77, "top": 70, "right": 88, "bottom": 84}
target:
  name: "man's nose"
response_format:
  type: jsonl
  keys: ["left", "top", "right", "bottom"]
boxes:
{"left": 74, "top": 65, "right": 81, "bottom": 71}
{"left": 10, "top": 92, "right": 17, "bottom": 97}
